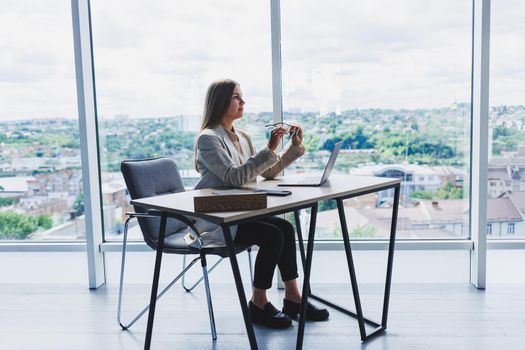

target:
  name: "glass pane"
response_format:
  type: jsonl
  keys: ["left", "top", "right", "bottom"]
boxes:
{"left": 282, "top": 0, "right": 472, "bottom": 239}
{"left": 488, "top": 0, "right": 525, "bottom": 239}
{"left": 91, "top": 0, "right": 272, "bottom": 241}
{"left": 0, "top": 1, "right": 84, "bottom": 241}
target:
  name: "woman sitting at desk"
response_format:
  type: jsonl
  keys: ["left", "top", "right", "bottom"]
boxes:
{"left": 194, "top": 79, "right": 329, "bottom": 329}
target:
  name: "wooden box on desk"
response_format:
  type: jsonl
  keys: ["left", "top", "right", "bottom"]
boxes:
{"left": 194, "top": 192, "right": 267, "bottom": 212}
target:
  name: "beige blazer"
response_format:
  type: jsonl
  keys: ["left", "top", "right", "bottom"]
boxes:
{"left": 185, "top": 125, "right": 304, "bottom": 247}
{"left": 195, "top": 125, "right": 304, "bottom": 189}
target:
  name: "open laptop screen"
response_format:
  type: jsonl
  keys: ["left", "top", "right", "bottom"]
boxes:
{"left": 319, "top": 141, "right": 343, "bottom": 183}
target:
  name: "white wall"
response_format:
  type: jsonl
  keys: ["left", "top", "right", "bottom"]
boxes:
{"left": 1, "top": 249, "right": 522, "bottom": 286}
{"left": 0, "top": 250, "right": 471, "bottom": 285}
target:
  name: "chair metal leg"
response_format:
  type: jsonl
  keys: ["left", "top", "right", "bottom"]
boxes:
{"left": 182, "top": 255, "right": 224, "bottom": 292}
{"left": 117, "top": 217, "right": 132, "bottom": 329}
{"left": 181, "top": 247, "right": 255, "bottom": 292}
{"left": 201, "top": 253, "right": 217, "bottom": 341}
{"left": 181, "top": 255, "right": 188, "bottom": 288}
{"left": 118, "top": 215, "right": 255, "bottom": 343}
{"left": 247, "top": 247, "right": 253, "bottom": 286}
{"left": 117, "top": 217, "right": 201, "bottom": 330}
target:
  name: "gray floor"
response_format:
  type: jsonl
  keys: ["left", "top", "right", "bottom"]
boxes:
{"left": 1, "top": 282, "right": 524, "bottom": 350}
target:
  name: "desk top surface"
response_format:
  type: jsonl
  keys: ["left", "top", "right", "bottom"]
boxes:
{"left": 130, "top": 174, "right": 400, "bottom": 224}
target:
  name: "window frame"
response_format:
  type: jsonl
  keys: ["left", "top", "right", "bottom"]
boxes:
{"left": 1, "top": 0, "right": 513, "bottom": 291}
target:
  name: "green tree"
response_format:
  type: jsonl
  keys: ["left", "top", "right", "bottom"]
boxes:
{"left": 303, "top": 134, "right": 321, "bottom": 152}
{"left": 0, "top": 211, "right": 51, "bottom": 239}
{"left": 410, "top": 181, "right": 463, "bottom": 200}
{"left": 318, "top": 200, "right": 337, "bottom": 212}
{"left": 37, "top": 215, "right": 53, "bottom": 230}
{"left": 435, "top": 181, "right": 463, "bottom": 199}
{"left": 344, "top": 126, "right": 374, "bottom": 149}
{"left": 74, "top": 193, "right": 85, "bottom": 216}
{"left": 492, "top": 126, "right": 520, "bottom": 155}
{"left": 0, "top": 197, "right": 17, "bottom": 207}
{"left": 351, "top": 224, "right": 377, "bottom": 238}
{"left": 410, "top": 191, "right": 433, "bottom": 200}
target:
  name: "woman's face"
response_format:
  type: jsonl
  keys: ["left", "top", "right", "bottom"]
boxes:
{"left": 224, "top": 84, "right": 245, "bottom": 122}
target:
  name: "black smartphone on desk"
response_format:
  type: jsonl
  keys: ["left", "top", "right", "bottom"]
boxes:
{"left": 254, "top": 189, "right": 292, "bottom": 196}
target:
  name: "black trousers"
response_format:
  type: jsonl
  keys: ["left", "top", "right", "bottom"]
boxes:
{"left": 233, "top": 216, "right": 299, "bottom": 290}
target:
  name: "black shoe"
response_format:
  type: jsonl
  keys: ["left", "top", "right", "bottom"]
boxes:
{"left": 282, "top": 298, "right": 329, "bottom": 321}
{"left": 249, "top": 301, "right": 292, "bottom": 329}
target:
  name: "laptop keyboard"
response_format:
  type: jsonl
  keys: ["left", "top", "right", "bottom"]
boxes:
{"left": 299, "top": 177, "right": 321, "bottom": 185}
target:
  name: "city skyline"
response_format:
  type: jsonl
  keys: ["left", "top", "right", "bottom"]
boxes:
{"left": 3, "top": 103, "right": 525, "bottom": 240}
{"left": 2, "top": 101, "right": 525, "bottom": 123}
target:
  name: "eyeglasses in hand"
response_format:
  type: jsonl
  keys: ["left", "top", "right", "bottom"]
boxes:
{"left": 264, "top": 122, "right": 300, "bottom": 138}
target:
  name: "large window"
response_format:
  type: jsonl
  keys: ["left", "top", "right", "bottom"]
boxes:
{"left": 487, "top": 0, "right": 525, "bottom": 239}
{"left": 91, "top": 0, "right": 273, "bottom": 241}
{"left": 281, "top": 0, "right": 472, "bottom": 240}
{"left": 0, "top": 1, "right": 84, "bottom": 241}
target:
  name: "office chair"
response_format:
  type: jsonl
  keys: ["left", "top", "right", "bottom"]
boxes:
{"left": 118, "top": 157, "right": 253, "bottom": 340}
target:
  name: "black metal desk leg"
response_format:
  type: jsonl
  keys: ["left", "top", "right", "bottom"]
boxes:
{"left": 296, "top": 204, "right": 318, "bottom": 350}
{"left": 381, "top": 184, "right": 400, "bottom": 328}
{"left": 144, "top": 213, "right": 167, "bottom": 350}
{"left": 221, "top": 224, "right": 258, "bottom": 350}
{"left": 293, "top": 210, "right": 306, "bottom": 269}
{"left": 336, "top": 198, "right": 368, "bottom": 341}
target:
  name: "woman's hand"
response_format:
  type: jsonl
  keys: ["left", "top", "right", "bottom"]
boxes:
{"left": 290, "top": 125, "right": 303, "bottom": 146}
{"left": 267, "top": 126, "right": 288, "bottom": 152}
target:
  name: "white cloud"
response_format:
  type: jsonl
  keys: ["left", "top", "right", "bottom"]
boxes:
{"left": 90, "top": 0, "right": 273, "bottom": 118}
{"left": 0, "top": 0, "right": 523, "bottom": 120}
{"left": 281, "top": 0, "right": 474, "bottom": 111}
{"left": 0, "top": 1, "right": 76, "bottom": 120}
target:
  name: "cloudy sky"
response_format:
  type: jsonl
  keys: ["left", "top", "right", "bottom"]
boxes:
{"left": 0, "top": 0, "right": 523, "bottom": 121}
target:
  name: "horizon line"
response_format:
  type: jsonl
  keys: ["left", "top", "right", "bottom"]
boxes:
{"left": 2, "top": 103, "right": 525, "bottom": 123}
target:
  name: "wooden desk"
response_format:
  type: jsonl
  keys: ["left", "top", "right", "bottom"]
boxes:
{"left": 131, "top": 174, "right": 401, "bottom": 350}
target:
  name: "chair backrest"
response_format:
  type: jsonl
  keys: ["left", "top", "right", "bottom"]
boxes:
{"left": 121, "top": 157, "right": 187, "bottom": 249}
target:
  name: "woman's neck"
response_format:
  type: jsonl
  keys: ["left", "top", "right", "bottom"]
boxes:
{"left": 221, "top": 119, "right": 234, "bottom": 131}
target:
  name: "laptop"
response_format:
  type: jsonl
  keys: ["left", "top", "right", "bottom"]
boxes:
{"left": 278, "top": 141, "right": 343, "bottom": 187}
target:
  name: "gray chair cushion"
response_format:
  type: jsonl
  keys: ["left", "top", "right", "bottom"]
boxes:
{"left": 121, "top": 158, "right": 189, "bottom": 250}
{"left": 162, "top": 230, "right": 250, "bottom": 258}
